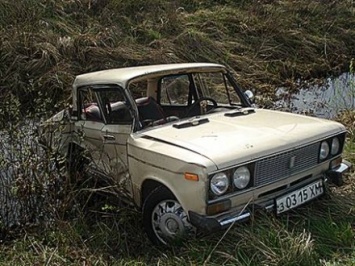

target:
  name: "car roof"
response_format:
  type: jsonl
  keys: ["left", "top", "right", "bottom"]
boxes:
{"left": 73, "top": 63, "right": 226, "bottom": 88}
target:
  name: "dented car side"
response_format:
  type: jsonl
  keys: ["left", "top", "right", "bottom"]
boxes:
{"left": 40, "top": 63, "right": 351, "bottom": 245}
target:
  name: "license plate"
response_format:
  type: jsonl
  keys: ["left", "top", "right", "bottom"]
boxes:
{"left": 276, "top": 179, "right": 324, "bottom": 214}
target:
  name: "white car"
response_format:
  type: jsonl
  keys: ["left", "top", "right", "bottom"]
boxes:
{"left": 40, "top": 63, "right": 351, "bottom": 245}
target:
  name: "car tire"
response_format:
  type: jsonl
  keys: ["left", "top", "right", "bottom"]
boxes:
{"left": 143, "top": 186, "right": 195, "bottom": 245}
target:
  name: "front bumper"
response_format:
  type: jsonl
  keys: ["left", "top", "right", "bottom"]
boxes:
{"left": 326, "top": 160, "right": 352, "bottom": 186}
{"left": 189, "top": 161, "right": 352, "bottom": 232}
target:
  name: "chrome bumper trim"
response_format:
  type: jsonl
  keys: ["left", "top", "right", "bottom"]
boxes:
{"left": 219, "top": 212, "right": 251, "bottom": 227}
{"left": 333, "top": 160, "right": 351, "bottom": 173}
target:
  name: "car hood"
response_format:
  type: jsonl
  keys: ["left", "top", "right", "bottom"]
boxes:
{"left": 140, "top": 109, "right": 345, "bottom": 169}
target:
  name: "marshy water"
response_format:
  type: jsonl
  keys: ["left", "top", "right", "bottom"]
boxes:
{"left": 275, "top": 72, "right": 355, "bottom": 118}
{"left": 0, "top": 122, "right": 58, "bottom": 229}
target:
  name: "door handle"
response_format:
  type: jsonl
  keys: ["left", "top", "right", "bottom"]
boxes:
{"left": 76, "top": 128, "right": 84, "bottom": 137}
{"left": 103, "top": 134, "right": 115, "bottom": 141}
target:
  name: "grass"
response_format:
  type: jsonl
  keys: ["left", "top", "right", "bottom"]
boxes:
{"left": 1, "top": 0, "right": 355, "bottom": 115}
{"left": 0, "top": 0, "right": 355, "bottom": 265}
{"left": 0, "top": 179, "right": 354, "bottom": 265}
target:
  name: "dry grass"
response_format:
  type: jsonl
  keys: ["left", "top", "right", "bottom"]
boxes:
{"left": 1, "top": 0, "right": 355, "bottom": 117}
{"left": 0, "top": 1, "right": 355, "bottom": 265}
{"left": 1, "top": 184, "right": 354, "bottom": 265}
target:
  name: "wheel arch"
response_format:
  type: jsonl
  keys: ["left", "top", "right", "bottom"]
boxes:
{"left": 141, "top": 179, "right": 174, "bottom": 207}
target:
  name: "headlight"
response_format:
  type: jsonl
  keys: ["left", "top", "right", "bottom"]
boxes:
{"left": 331, "top": 137, "right": 340, "bottom": 155}
{"left": 210, "top": 173, "right": 229, "bottom": 196}
{"left": 233, "top": 166, "right": 251, "bottom": 189}
{"left": 319, "top": 141, "right": 330, "bottom": 160}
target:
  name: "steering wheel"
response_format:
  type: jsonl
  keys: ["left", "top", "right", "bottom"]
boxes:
{"left": 185, "top": 97, "right": 218, "bottom": 117}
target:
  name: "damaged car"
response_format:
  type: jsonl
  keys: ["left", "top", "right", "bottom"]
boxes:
{"left": 40, "top": 63, "right": 351, "bottom": 245}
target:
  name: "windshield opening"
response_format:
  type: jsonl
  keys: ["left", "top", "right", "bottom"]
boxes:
{"left": 192, "top": 72, "right": 242, "bottom": 106}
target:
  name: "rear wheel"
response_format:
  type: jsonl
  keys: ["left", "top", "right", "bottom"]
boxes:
{"left": 143, "top": 186, "right": 195, "bottom": 245}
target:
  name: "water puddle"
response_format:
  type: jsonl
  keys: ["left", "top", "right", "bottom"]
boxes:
{"left": 0, "top": 121, "right": 60, "bottom": 229}
{"left": 275, "top": 72, "right": 355, "bottom": 118}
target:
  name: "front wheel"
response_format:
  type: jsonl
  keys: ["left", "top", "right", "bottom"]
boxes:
{"left": 143, "top": 186, "right": 195, "bottom": 245}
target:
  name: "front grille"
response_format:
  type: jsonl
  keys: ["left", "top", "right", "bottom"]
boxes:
{"left": 254, "top": 142, "right": 320, "bottom": 187}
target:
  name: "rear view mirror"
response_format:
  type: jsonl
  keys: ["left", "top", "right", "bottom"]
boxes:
{"left": 244, "top": 90, "right": 255, "bottom": 103}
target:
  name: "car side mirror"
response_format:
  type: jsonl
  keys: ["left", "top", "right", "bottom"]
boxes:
{"left": 244, "top": 90, "right": 255, "bottom": 103}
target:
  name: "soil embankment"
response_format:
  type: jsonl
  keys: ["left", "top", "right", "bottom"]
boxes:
{"left": 0, "top": 0, "right": 354, "bottom": 116}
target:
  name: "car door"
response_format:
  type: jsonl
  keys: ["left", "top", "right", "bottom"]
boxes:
{"left": 76, "top": 85, "right": 134, "bottom": 195}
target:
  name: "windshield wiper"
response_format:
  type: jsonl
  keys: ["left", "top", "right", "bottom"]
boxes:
{"left": 173, "top": 118, "right": 209, "bottom": 129}
{"left": 224, "top": 107, "right": 255, "bottom": 117}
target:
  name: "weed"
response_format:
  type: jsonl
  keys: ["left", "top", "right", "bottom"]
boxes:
{"left": 0, "top": 1, "right": 354, "bottom": 265}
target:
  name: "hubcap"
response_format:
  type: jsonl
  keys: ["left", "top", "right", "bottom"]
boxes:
{"left": 151, "top": 199, "right": 194, "bottom": 244}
